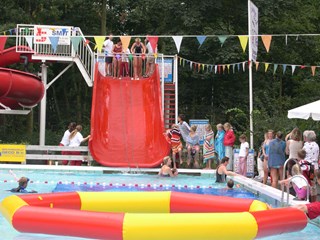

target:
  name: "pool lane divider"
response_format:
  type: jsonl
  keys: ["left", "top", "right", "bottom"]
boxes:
{"left": 0, "top": 191, "right": 307, "bottom": 240}
{"left": 0, "top": 179, "right": 216, "bottom": 189}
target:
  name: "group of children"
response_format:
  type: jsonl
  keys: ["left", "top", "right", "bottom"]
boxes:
{"left": 103, "top": 35, "right": 156, "bottom": 79}
{"left": 163, "top": 114, "right": 250, "bottom": 176}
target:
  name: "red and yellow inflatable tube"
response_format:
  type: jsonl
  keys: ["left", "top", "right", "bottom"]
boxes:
{"left": 0, "top": 191, "right": 307, "bottom": 239}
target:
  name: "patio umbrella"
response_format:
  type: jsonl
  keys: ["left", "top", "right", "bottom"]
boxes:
{"left": 287, "top": 100, "right": 320, "bottom": 120}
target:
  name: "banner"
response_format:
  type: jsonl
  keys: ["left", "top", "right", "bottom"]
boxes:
{"left": 34, "top": 25, "right": 71, "bottom": 45}
{"left": 249, "top": 1, "right": 259, "bottom": 61}
{"left": 189, "top": 119, "right": 209, "bottom": 145}
{"left": 156, "top": 58, "right": 173, "bottom": 83}
{"left": 234, "top": 149, "right": 254, "bottom": 177}
{"left": 0, "top": 144, "right": 26, "bottom": 162}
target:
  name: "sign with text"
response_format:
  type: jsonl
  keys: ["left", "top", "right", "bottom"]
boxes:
{"left": 233, "top": 149, "right": 255, "bottom": 177}
{"left": 34, "top": 25, "right": 71, "bottom": 45}
{"left": 156, "top": 58, "right": 173, "bottom": 83}
{"left": 189, "top": 119, "right": 209, "bottom": 145}
{"left": 0, "top": 144, "right": 26, "bottom": 162}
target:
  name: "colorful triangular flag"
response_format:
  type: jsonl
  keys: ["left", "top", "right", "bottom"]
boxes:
{"left": 49, "top": 36, "right": 59, "bottom": 53}
{"left": 311, "top": 66, "right": 316, "bottom": 76}
{"left": 264, "top": 63, "right": 269, "bottom": 72}
{"left": 25, "top": 36, "right": 33, "bottom": 50}
{"left": 291, "top": 65, "right": 296, "bottom": 75}
{"left": 238, "top": 36, "right": 248, "bottom": 52}
{"left": 255, "top": 62, "right": 259, "bottom": 71}
{"left": 120, "top": 36, "right": 131, "bottom": 52}
{"left": 218, "top": 35, "right": 228, "bottom": 47}
{"left": 283, "top": 64, "right": 287, "bottom": 74}
{"left": 94, "top": 36, "right": 105, "bottom": 53}
{"left": 273, "top": 64, "right": 278, "bottom": 75}
{"left": 261, "top": 35, "right": 272, "bottom": 52}
{"left": 196, "top": 36, "right": 206, "bottom": 48}
{"left": 214, "top": 65, "right": 217, "bottom": 74}
{"left": 71, "top": 36, "right": 81, "bottom": 52}
{"left": 0, "top": 36, "right": 8, "bottom": 51}
{"left": 242, "top": 62, "right": 246, "bottom": 72}
{"left": 172, "top": 36, "right": 183, "bottom": 53}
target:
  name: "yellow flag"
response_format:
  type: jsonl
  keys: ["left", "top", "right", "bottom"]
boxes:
{"left": 238, "top": 36, "right": 248, "bottom": 52}
{"left": 94, "top": 36, "right": 105, "bottom": 53}
{"left": 202, "top": 64, "right": 205, "bottom": 71}
{"left": 120, "top": 36, "right": 131, "bottom": 51}
{"left": 255, "top": 62, "right": 259, "bottom": 71}
{"left": 227, "top": 64, "right": 230, "bottom": 73}
{"left": 261, "top": 35, "right": 272, "bottom": 53}
{"left": 311, "top": 66, "right": 316, "bottom": 76}
{"left": 265, "top": 63, "right": 269, "bottom": 72}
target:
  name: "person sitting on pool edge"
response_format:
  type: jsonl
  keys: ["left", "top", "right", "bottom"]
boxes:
{"left": 216, "top": 157, "right": 238, "bottom": 183}
{"left": 10, "top": 177, "right": 37, "bottom": 193}
{"left": 158, "top": 156, "right": 178, "bottom": 177}
{"left": 292, "top": 171, "right": 320, "bottom": 219}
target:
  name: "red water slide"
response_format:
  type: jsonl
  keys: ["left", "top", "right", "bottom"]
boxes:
{"left": 89, "top": 65, "right": 170, "bottom": 167}
{"left": 0, "top": 46, "right": 44, "bottom": 108}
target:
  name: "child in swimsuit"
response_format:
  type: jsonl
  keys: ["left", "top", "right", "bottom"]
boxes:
{"left": 10, "top": 177, "right": 37, "bottom": 193}
{"left": 158, "top": 156, "right": 178, "bottom": 177}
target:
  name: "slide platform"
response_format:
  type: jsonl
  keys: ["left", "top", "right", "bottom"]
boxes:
{"left": 89, "top": 65, "right": 170, "bottom": 167}
{"left": 0, "top": 47, "right": 44, "bottom": 108}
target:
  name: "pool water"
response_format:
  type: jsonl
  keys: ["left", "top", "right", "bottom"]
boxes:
{"left": 0, "top": 169, "right": 319, "bottom": 240}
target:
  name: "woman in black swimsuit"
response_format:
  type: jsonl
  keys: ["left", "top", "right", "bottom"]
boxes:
{"left": 130, "top": 38, "right": 146, "bottom": 79}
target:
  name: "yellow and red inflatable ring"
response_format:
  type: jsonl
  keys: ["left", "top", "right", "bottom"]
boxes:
{"left": 0, "top": 191, "right": 307, "bottom": 239}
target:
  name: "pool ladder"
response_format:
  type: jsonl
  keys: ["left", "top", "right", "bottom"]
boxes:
{"left": 281, "top": 158, "right": 310, "bottom": 206}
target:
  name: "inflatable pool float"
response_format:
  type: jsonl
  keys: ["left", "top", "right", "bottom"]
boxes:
{"left": 0, "top": 191, "right": 307, "bottom": 239}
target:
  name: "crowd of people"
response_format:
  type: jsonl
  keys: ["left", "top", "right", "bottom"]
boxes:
{"left": 255, "top": 128, "right": 319, "bottom": 202}
{"left": 103, "top": 35, "right": 156, "bottom": 79}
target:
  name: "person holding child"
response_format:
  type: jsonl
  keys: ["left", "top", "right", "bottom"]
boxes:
{"left": 238, "top": 134, "right": 249, "bottom": 176}
{"left": 167, "top": 124, "right": 183, "bottom": 168}
{"left": 186, "top": 125, "right": 200, "bottom": 168}
{"left": 203, "top": 124, "right": 215, "bottom": 170}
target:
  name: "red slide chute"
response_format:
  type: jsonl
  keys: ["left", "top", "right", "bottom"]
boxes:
{"left": 89, "top": 65, "right": 170, "bottom": 167}
{"left": 0, "top": 47, "right": 44, "bottom": 109}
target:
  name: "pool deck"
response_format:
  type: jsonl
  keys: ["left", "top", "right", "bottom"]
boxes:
{"left": 0, "top": 164, "right": 309, "bottom": 207}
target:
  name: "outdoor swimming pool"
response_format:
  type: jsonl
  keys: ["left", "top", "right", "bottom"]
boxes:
{"left": 0, "top": 168, "right": 319, "bottom": 240}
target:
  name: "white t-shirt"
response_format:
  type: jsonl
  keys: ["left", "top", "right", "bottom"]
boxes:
{"left": 69, "top": 132, "right": 84, "bottom": 147}
{"left": 179, "top": 121, "right": 190, "bottom": 142}
{"left": 303, "top": 141, "right": 319, "bottom": 166}
{"left": 122, "top": 48, "right": 130, "bottom": 62}
{"left": 60, "top": 130, "right": 71, "bottom": 146}
{"left": 239, "top": 142, "right": 249, "bottom": 157}
{"left": 103, "top": 39, "right": 114, "bottom": 56}
{"left": 291, "top": 176, "right": 308, "bottom": 189}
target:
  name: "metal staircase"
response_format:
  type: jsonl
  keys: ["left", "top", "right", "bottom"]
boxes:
{"left": 16, "top": 24, "right": 94, "bottom": 86}
{"left": 164, "top": 83, "right": 177, "bottom": 129}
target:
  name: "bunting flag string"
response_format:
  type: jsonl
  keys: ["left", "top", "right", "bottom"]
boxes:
{"left": 147, "top": 36, "right": 158, "bottom": 52}
{"left": 261, "top": 35, "right": 272, "bottom": 52}
{"left": 120, "top": 36, "right": 131, "bottom": 51}
{"left": 49, "top": 36, "right": 59, "bottom": 53}
{"left": 178, "top": 56, "right": 319, "bottom": 77}
{"left": 93, "top": 36, "right": 105, "bottom": 53}
{"left": 238, "top": 36, "right": 248, "bottom": 52}
{"left": 172, "top": 36, "right": 183, "bottom": 53}
{"left": 196, "top": 36, "right": 206, "bottom": 48}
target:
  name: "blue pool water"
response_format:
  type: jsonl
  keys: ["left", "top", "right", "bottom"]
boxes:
{"left": 0, "top": 169, "right": 319, "bottom": 240}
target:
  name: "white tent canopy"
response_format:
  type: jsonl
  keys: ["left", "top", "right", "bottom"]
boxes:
{"left": 288, "top": 100, "right": 320, "bottom": 120}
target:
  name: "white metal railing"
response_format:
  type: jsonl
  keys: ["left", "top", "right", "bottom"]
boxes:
{"left": 25, "top": 145, "right": 93, "bottom": 164}
{"left": 16, "top": 24, "right": 94, "bottom": 86}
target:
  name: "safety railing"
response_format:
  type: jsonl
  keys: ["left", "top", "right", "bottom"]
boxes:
{"left": 25, "top": 145, "right": 93, "bottom": 166}
{"left": 281, "top": 158, "right": 310, "bottom": 206}
{"left": 15, "top": 24, "right": 94, "bottom": 86}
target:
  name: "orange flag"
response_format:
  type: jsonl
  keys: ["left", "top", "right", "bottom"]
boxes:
{"left": 261, "top": 35, "right": 272, "bottom": 53}
{"left": 311, "top": 66, "right": 316, "bottom": 76}
{"left": 120, "top": 36, "right": 131, "bottom": 51}
{"left": 255, "top": 62, "right": 259, "bottom": 71}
